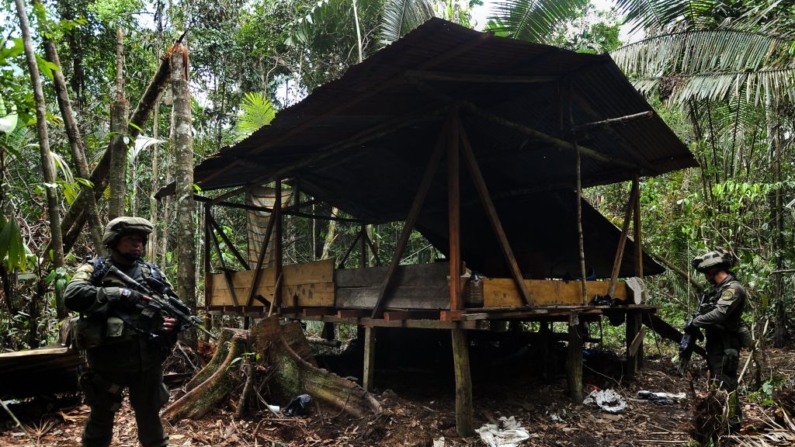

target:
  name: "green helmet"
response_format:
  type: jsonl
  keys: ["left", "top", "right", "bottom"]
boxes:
{"left": 102, "top": 216, "right": 154, "bottom": 247}
{"left": 692, "top": 248, "right": 737, "bottom": 273}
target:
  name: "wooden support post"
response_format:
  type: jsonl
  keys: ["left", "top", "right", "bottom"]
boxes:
{"left": 448, "top": 109, "right": 462, "bottom": 311}
{"left": 566, "top": 313, "right": 584, "bottom": 404}
{"left": 540, "top": 321, "right": 551, "bottom": 380}
{"left": 625, "top": 310, "right": 642, "bottom": 380}
{"left": 371, "top": 121, "right": 447, "bottom": 318}
{"left": 451, "top": 328, "right": 474, "bottom": 436}
{"left": 360, "top": 225, "right": 367, "bottom": 268}
{"left": 208, "top": 214, "right": 249, "bottom": 270}
{"left": 337, "top": 231, "right": 363, "bottom": 269}
{"left": 459, "top": 123, "right": 531, "bottom": 306}
{"left": 608, "top": 182, "right": 638, "bottom": 297}
{"left": 203, "top": 205, "right": 212, "bottom": 303}
{"left": 363, "top": 326, "right": 377, "bottom": 392}
{"left": 633, "top": 174, "right": 643, "bottom": 279}
{"left": 631, "top": 174, "right": 644, "bottom": 369}
{"left": 275, "top": 179, "right": 283, "bottom": 308}
{"left": 570, "top": 87, "right": 588, "bottom": 306}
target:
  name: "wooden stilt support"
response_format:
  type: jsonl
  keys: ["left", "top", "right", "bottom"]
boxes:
{"left": 607, "top": 182, "right": 638, "bottom": 297}
{"left": 625, "top": 310, "right": 642, "bottom": 380}
{"left": 451, "top": 328, "right": 474, "bottom": 436}
{"left": 631, "top": 174, "right": 644, "bottom": 369}
{"left": 448, "top": 109, "right": 462, "bottom": 311}
{"left": 363, "top": 326, "right": 377, "bottom": 392}
{"left": 540, "top": 321, "right": 551, "bottom": 380}
{"left": 566, "top": 313, "right": 584, "bottom": 404}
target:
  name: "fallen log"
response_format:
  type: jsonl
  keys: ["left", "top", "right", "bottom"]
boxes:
{"left": 643, "top": 313, "right": 706, "bottom": 359}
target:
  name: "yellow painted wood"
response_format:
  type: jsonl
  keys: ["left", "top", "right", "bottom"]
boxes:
{"left": 208, "top": 259, "right": 335, "bottom": 307}
{"left": 483, "top": 278, "right": 628, "bottom": 307}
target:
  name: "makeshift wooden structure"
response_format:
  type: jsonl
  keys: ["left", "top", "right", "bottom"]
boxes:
{"left": 157, "top": 19, "right": 698, "bottom": 436}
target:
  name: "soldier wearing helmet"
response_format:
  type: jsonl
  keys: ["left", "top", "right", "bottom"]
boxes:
{"left": 65, "top": 217, "right": 177, "bottom": 447}
{"left": 690, "top": 247, "right": 748, "bottom": 429}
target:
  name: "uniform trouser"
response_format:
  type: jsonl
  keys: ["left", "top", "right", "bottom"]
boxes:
{"left": 79, "top": 366, "right": 170, "bottom": 447}
{"left": 706, "top": 342, "right": 742, "bottom": 427}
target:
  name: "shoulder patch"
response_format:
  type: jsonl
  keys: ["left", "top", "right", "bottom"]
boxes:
{"left": 720, "top": 288, "right": 737, "bottom": 301}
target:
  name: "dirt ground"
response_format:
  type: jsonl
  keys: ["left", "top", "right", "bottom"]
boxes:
{"left": 2, "top": 336, "right": 795, "bottom": 447}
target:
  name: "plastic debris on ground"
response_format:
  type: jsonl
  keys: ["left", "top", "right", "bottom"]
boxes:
{"left": 636, "top": 390, "right": 686, "bottom": 405}
{"left": 284, "top": 394, "right": 312, "bottom": 416}
{"left": 475, "top": 416, "right": 531, "bottom": 447}
{"left": 433, "top": 436, "right": 445, "bottom": 447}
{"left": 583, "top": 389, "right": 627, "bottom": 413}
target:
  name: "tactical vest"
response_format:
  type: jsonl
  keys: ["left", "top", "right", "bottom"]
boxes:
{"left": 71, "top": 258, "right": 165, "bottom": 350}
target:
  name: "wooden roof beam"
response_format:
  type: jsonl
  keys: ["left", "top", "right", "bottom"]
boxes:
{"left": 410, "top": 80, "right": 639, "bottom": 170}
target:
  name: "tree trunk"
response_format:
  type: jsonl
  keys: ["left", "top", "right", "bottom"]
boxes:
{"left": 41, "top": 25, "right": 104, "bottom": 252}
{"left": 108, "top": 28, "right": 129, "bottom": 220}
{"left": 171, "top": 43, "right": 197, "bottom": 348}
{"left": 54, "top": 45, "right": 173, "bottom": 257}
{"left": 15, "top": 0, "right": 65, "bottom": 320}
{"left": 766, "top": 98, "right": 788, "bottom": 348}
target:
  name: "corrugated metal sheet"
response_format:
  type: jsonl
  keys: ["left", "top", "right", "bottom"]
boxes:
{"left": 159, "top": 19, "right": 699, "bottom": 277}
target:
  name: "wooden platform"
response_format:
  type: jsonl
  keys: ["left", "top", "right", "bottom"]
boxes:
{"left": 204, "top": 260, "right": 645, "bottom": 326}
{"left": 0, "top": 346, "right": 83, "bottom": 399}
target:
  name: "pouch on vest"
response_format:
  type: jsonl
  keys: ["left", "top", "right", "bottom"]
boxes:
{"left": 105, "top": 316, "right": 125, "bottom": 338}
{"left": 71, "top": 315, "right": 104, "bottom": 350}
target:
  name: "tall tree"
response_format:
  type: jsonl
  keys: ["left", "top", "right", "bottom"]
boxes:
{"left": 171, "top": 42, "right": 197, "bottom": 347}
{"left": 14, "top": 0, "right": 66, "bottom": 322}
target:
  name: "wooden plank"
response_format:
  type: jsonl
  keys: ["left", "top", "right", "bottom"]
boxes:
{"left": 628, "top": 325, "right": 646, "bottom": 357}
{"left": 484, "top": 278, "right": 628, "bottom": 307}
{"left": 213, "top": 282, "right": 334, "bottom": 308}
{"left": 384, "top": 311, "right": 410, "bottom": 321}
{"left": 440, "top": 310, "right": 465, "bottom": 321}
{"left": 303, "top": 308, "right": 335, "bottom": 317}
{"left": 335, "top": 262, "right": 449, "bottom": 288}
{"left": 337, "top": 309, "right": 369, "bottom": 318}
{"left": 209, "top": 259, "right": 334, "bottom": 291}
{"left": 336, "top": 286, "right": 449, "bottom": 310}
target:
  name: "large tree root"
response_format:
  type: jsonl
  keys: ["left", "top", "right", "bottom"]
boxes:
{"left": 163, "top": 317, "right": 380, "bottom": 423}
{"left": 162, "top": 328, "right": 248, "bottom": 422}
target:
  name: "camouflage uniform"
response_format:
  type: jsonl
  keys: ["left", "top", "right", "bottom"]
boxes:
{"left": 66, "top": 243, "right": 172, "bottom": 446}
{"left": 691, "top": 274, "right": 747, "bottom": 392}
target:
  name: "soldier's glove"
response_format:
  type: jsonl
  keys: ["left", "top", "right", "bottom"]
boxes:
{"left": 117, "top": 288, "right": 146, "bottom": 308}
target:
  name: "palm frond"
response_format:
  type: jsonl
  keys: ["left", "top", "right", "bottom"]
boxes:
{"left": 615, "top": 0, "right": 733, "bottom": 36}
{"left": 487, "top": 0, "right": 587, "bottom": 43}
{"left": 236, "top": 92, "right": 277, "bottom": 138}
{"left": 380, "top": 0, "right": 435, "bottom": 46}
{"left": 612, "top": 29, "right": 795, "bottom": 104}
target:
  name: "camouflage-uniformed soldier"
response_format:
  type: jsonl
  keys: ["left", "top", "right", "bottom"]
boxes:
{"left": 65, "top": 217, "right": 178, "bottom": 447}
{"left": 690, "top": 248, "right": 749, "bottom": 428}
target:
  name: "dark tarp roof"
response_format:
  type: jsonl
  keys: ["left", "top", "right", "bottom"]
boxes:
{"left": 160, "top": 19, "right": 697, "bottom": 278}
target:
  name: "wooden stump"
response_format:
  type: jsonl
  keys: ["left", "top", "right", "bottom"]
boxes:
{"left": 163, "top": 317, "right": 381, "bottom": 423}
{"left": 251, "top": 316, "right": 381, "bottom": 419}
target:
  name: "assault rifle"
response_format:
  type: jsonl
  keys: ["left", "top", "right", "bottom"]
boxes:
{"left": 677, "top": 295, "right": 705, "bottom": 375}
{"left": 106, "top": 264, "right": 217, "bottom": 340}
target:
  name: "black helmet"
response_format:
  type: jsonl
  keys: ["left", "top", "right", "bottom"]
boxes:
{"left": 691, "top": 248, "right": 737, "bottom": 273}
{"left": 102, "top": 216, "right": 154, "bottom": 247}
